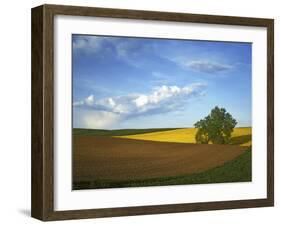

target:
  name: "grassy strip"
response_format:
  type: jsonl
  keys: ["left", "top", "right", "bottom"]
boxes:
{"left": 73, "top": 128, "right": 179, "bottom": 136}
{"left": 73, "top": 149, "right": 252, "bottom": 190}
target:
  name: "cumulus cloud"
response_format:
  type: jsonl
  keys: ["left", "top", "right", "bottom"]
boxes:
{"left": 73, "top": 94, "right": 95, "bottom": 107}
{"left": 81, "top": 110, "right": 121, "bottom": 129}
{"left": 185, "top": 60, "right": 233, "bottom": 73}
{"left": 73, "top": 84, "right": 205, "bottom": 128}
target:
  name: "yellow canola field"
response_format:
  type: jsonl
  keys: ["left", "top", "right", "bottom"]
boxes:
{"left": 116, "top": 127, "right": 252, "bottom": 147}
{"left": 231, "top": 127, "right": 252, "bottom": 147}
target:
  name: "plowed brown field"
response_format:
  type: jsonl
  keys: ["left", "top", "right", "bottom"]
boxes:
{"left": 73, "top": 136, "right": 248, "bottom": 183}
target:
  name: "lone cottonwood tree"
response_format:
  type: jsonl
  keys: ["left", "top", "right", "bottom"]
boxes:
{"left": 194, "top": 106, "right": 237, "bottom": 144}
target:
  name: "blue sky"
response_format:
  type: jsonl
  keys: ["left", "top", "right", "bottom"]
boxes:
{"left": 72, "top": 35, "right": 252, "bottom": 129}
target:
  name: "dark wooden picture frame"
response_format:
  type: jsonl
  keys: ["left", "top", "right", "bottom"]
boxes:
{"left": 31, "top": 4, "right": 274, "bottom": 221}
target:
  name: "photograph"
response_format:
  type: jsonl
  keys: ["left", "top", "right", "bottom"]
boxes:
{"left": 30, "top": 4, "right": 274, "bottom": 221}
{"left": 72, "top": 34, "right": 252, "bottom": 190}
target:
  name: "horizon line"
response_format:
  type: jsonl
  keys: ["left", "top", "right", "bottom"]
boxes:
{"left": 73, "top": 126, "right": 252, "bottom": 130}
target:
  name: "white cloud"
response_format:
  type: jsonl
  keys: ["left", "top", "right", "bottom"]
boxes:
{"left": 73, "top": 36, "right": 137, "bottom": 57}
{"left": 73, "top": 84, "right": 205, "bottom": 128}
{"left": 82, "top": 110, "right": 121, "bottom": 129}
{"left": 73, "top": 108, "right": 121, "bottom": 129}
{"left": 165, "top": 57, "right": 234, "bottom": 74}
{"left": 73, "top": 94, "right": 94, "bottom": 107}
{"left": 185, "top": 60, "right": 233, "bottom": 73}
{"left": 73, "top": 36, "right": 104, "bottom": 53}
{"left": 135, "top": 95, "right": 148, "bottom": 108}
{"left": 85, "top": 94, "right": 94, "bottom": 105}
{"left": 72, "top": 36, "right": 149, "bottom": 67}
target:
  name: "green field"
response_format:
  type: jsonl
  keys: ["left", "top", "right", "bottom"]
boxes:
{"left": 73, "top": 128, "right": 179, "bottom": 136}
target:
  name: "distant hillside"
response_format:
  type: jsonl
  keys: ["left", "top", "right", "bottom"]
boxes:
{"left": 73, "top": 128, "right": 179, "bottom": 136}
{"left": 115, "top": 127, "right": 252, "bottom": 147}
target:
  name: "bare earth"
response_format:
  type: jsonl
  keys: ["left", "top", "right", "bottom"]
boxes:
{"left": 73, "top": 136, "right": 248, "bottom": 183}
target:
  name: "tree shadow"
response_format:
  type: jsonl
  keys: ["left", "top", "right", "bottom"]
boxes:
{"left": 230, "top": 135, "right": 251, "bottom": 145}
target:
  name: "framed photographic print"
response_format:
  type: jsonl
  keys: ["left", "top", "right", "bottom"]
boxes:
{"left": 31, "top": 4, "right": 274, "bottom": 221}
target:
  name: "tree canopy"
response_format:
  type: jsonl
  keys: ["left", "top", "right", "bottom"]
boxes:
{"left": 194, "top": 106, "right": 237, "bottom": 144}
